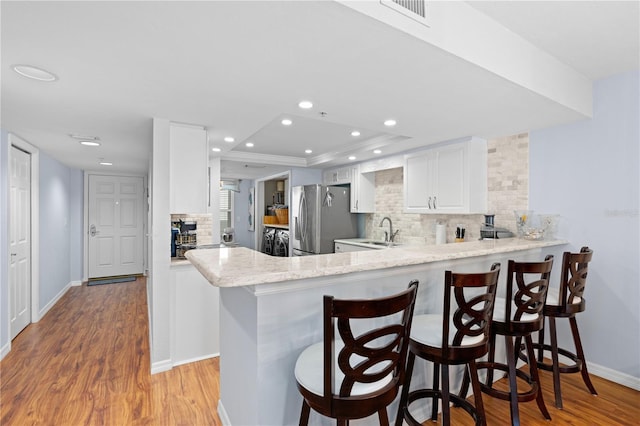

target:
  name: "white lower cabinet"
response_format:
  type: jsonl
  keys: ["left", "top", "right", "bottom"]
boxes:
{"left": 170, "top": 264, "right": 219, "bottom": 365}
{"left": 334, "top": 242, "right": 376, "bottom": 252}
{"left": 404, "top": 137, "right": 487, "bottom": 214}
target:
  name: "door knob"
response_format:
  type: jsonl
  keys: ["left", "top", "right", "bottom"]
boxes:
{"left": 90, "top": 224, "right": 99, "bottom": 237}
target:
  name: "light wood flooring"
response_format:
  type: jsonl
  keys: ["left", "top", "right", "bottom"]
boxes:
{"left": 1, "top": 277, "right": 638, "bottom": 425}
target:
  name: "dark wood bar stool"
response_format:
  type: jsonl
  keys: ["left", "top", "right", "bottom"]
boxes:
{"left": 295, "top": 281, "right": 418, "bottom": 426}
{"left": 460, "top": 256, "right": 554, "bottom": 425}
{"left": 528, "top": 246, "right": 597, "bottom": 409}
{"left": 395, "top": 264, "right": 500, "bottom": 426}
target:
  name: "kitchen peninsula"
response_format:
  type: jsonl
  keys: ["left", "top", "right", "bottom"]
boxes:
{"left": 186, "top": 238, "right": 567, "bottom": 426}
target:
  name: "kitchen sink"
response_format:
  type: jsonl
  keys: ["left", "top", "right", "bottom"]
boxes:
{"left": 361, "top": 240, "right": 402, "bottom": 248}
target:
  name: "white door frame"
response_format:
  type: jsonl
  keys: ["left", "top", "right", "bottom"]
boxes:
{"left": 83, "top": 171, "right": 148, "bottom": 282}
{"left": 253, "top": 171, "right": 291, "bottom": 250}
{"left": 7, "top": 134, "right": 40, "bottom": 334}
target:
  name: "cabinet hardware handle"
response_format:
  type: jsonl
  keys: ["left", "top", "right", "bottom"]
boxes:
{"left": 428, "top": 196, "right": 432, "bottom": 209}
{"left": 433, "top": 196, "right": 437, "bottom": 209}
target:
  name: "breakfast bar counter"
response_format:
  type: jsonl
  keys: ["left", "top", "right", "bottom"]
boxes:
{"left": 186, "top": 239, "right": 568, "bottom": 426}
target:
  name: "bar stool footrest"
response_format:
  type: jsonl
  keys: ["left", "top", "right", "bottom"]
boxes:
{"left": 476, "top": 361, "right": 539, "bottom": 402}
{"left": 525, "top": 343, "right": 583, "bottom": 374}
{"left": 403, "top": 388, "right": 483, "bottom": 426}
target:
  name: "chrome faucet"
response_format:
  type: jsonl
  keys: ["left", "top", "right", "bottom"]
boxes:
{"left": 379, "top": 216, "right": 399, "bottom": 243}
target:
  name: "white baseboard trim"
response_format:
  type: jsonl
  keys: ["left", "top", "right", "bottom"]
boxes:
{"left": 172, "top": 352, "right": 220, "bottom": 368}
{"left": 217, "top": 400, "right": 231, "bottom": 426}
{"left": 0, "top": 340, "right": 11, "bottom": 361}
{"left": 151, "top": 359, "right": 173, "bottom": 374}
{"left": 37, "top": 281, "right": 73, "bottom": 322}
{"left": 70, "top": 280, "right": 82, "bottom": 287}
{"left": 589, "top": 361, "right": 640, "bottom": 391}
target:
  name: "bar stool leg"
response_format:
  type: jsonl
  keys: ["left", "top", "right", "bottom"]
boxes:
{"left": 549, "top": 316, "right": 563, "bottom": 409}
{"left": 525, "top": 334, "right": 551, "bottom": 420}
{"left": 537, "top": 317, "right": 546, "bottom": 363}
{"left": 504, "top": 335, "right": 521, "bottom": 425}
{"left": 395, "top": 351, "right": 415, "bottom": 426}
{"left": 378, "top": 407, "right": 389, "bottom": 425}
{"left": 441, "top": 364, "right": 451, "bottom": 426}
{"left": 468, "top": 359, "right": 487, "bottom": 426}
{"left": 431, "top": 363, "right": 440, "bottom": 421}
{"left": 299, "top": 400, "right": 311, "bottom": 426}
{"left": 569, "top": 316, "right": 598, "bottom": 395}
{"left": 486, "top": 331, "right": 497, "bottom": 386}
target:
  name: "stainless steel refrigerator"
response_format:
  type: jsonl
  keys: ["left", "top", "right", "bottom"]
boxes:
{"left": 292, "top": 184, "right": 358, "bottom": 256}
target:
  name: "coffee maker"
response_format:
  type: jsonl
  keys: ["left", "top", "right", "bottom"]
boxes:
{"left": 480, "top": 214, "right": 514, "bottom": 239}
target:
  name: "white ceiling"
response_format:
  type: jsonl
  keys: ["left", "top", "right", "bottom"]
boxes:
{"left": 1, "top": 1, "right": 638, "bottom": 179}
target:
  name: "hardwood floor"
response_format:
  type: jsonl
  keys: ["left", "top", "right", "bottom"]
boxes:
{"left": 0, "top": 277, "right": 221, "bottom": 425}
{"left": 1, "top": 277, "right": 638, "bottom": 425}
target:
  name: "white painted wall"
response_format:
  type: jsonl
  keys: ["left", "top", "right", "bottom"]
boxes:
{"left": 0, "top": 130, "right": 9, "bottom": 357}
{"left": 530, "top": 71, "right": 640, "bottom": 386}
{"left": 150, "top": 118, "right": 172, "bottom": 372}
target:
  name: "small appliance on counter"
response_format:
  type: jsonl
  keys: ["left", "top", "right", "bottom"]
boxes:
{"left": 222, "top": 227, "right": 235, "bottom": 244}
{"left": 480, "top": 214, "right": 514, "bottom": 239}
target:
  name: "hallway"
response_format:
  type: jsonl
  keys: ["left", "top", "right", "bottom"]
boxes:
{"left": 0, "top": 277, "right": 221, "bottom": 425}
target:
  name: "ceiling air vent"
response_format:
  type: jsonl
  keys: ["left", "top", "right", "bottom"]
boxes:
{"left": 380, "top": 0, "right": 430, "bottom": 27}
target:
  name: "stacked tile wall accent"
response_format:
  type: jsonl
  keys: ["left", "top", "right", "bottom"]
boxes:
{"left": 170, "top": 213, "right": 213, "bottom": 245}
{"left": 365, "top": 133, "right": 529, "bottom": 245}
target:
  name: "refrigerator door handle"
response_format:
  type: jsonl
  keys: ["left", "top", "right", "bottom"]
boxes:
{"left": 299, "top": 190, "right": 307, "bottom": 244}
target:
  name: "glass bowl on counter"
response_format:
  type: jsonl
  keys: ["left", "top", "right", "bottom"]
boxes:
{"left": 514, "top": 211, "right": 560, "bottom": 240}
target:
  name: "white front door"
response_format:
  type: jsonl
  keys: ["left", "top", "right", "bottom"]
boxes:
{"left": 9, "top": 146, "right": 31, "bottom": 339}
{"left": 88, "top": 175, "right": 144, "bottom": 279}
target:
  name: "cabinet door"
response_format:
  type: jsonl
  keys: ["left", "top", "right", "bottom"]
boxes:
{"left": 433, "top": 144, "right": 466, "bottom": 212}
{"left": 350, "top": 166, "right": 375, "bottom": 213}
{"left": 170, "top": 125, "right": 208, "bottom": 213}
{"left": 334, "top": 242, "right": 373, "bottom": 252}
{"left": 404, "top": 153, "right": 433, "bottom": 212}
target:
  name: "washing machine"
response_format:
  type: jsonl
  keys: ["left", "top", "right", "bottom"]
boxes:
{"left": 274, "top": 229, "right": 289, "bottom": 257}
{"left": 262, "top": 227, "right": 276, "bottom": 255}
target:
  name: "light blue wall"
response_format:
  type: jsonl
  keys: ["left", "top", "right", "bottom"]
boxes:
{"left": 233, "top": 179, "right": 255, "bottom": 249}
{"left": 69, "top": 170, "right": 84, "bottom": 282}
{"left": 530, "top": 71, "right": 639, "bottom": 379}
{"left": 0, "top": 130, "right": 9, "bottom": 354}
{"left": 289, "top": 167, "right": 322, "bottom": 187}
{"left": 39, "top": 152, "right": 83, "bottom": 310}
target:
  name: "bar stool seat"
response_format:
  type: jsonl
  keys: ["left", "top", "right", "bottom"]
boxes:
{"left": 295, "top": 340, "right": 393, "bottom": 397}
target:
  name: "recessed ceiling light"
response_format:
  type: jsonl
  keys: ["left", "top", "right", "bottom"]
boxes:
{"left": 70, "top": 133, "right": 99, "bottom": 141}
{"left": 373, "top": 149, "right": 382, "bottom": 154}
{"left": 224, "top": 136, "right": 235, "bottom": 143}
{"left": 80, "top": 141, "right": 100, "bottom": 147}
{"left": 246, "top": 142, "right": 254, "bottom": 147}
{"left": 348, "top": 156, "right": 356, "bottom": 161}
{"left": 384, "top": 119, "right": 397, "bottom": 127}
{"left": 351, "top": 131, "right": 361, "bottom": 137}
{"left": 305, "top": 149, "right": 313, "bottom": 154}
{"left": 298, "top": 101, "right": 313, "bottom": 109}
{"left": 212, "top": 147, "right": 221, "bottom": 152}
{"left": 12, "top": 64, "right": 57, "bottom": 82}
{"left": 99, "top": 161, "right": 113, "bottom": 166}
{"left": 281, "top": 119, "right": 293, "bottom": 126}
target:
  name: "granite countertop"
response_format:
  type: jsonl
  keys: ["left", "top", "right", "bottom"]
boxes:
{"left": 185, "top": 238, "right": 567, "bottom": 288}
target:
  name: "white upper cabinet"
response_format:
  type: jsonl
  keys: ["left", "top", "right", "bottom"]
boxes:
{"left": 170, "top": 124, "right": 208, "bottom": 213}
{"left": 350, "top": 165, "right": 375, "bottom": 213}
{"left": 323, "top": 166, "right": 352, "bottom": 185}
{"left": 404, "top": 137, "right": 487, "bottom": 214}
